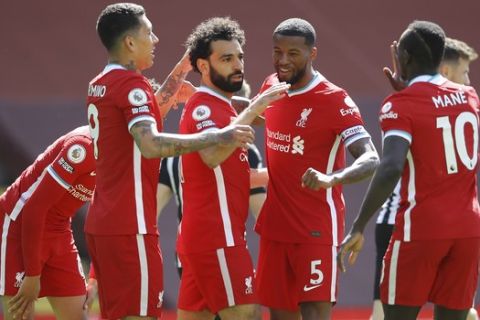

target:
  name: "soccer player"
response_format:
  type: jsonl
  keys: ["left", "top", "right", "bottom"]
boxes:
{"left": 440, "top": 37, "right": 478, "bottom": 86}
{"left": 177, "top": 17, "right": 289, "bottom": 320}
{"left": 255, "top": 18, "right": 379, "bottom": 320}
{"left": 0, "top": 126, "right": 97, "bottom": 320}
{"left": 156, "top": 81, "right": 267, "bottom": 280}
{"left": 86, "top": 4, "right": 255, "bottom": 319}
{"left": 339, "top": 21, "right": 480, "bottom": 320}
{"left": 370, "top": 36, "right": 478, "bottom": 320}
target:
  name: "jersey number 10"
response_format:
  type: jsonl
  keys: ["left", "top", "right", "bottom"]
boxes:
{"left": 436, "top": 111, "right": 478, "bottom": 174}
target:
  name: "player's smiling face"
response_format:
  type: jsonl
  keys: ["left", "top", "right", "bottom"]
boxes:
{"left": 273, "top": 34, "right": 316, "bottom": 89}
{"left": 130, "top": 15, "right": 158, "bottom": 71}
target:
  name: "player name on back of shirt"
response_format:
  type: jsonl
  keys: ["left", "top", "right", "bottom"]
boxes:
{"left": 432, "top": 90, "right": 468, "bottom": 108}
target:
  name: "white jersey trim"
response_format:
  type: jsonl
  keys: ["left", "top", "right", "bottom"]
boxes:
{"left": 326, "top": 136, "right": 341, "bottom": 246}
{"left": 330, "top": 246, "right": 337, "bottom": 302}
{"left": 128, "top": 115, "right": 157, "bottom": 132}
{"left": 383, "top": 130, "right": 412, "bottom": 144}
{"left": 287, "top": 71, "right": 326, "bottom": 97}
{"left": 47, "top": 165, "right": 71, "bottom": 191}
{"left": 9, "top": 171, "right": 46, "bottom": 221}
{"left": 408, "top": 74, "right": 447, "bottom": 86}
{"left": 197, "top": 86, "right": 231, "bottom": 105}
{"left": 0, "top": 215, "right": 11, "bottom": 295}
{"left": 213, "top": 166, "right": 235, "bottom": 247}
{"left": 217, "top": 248, "right": 235, "bottom": 306}
{"left": 136, "top": 235, "right": 149, "bottom": 316}
{"left": 133, "top": 142, "right": 147, "bottom": 234}
{"left": 403, "top": 151, "right": 416, "bottom": 242}
{"left": 388, "top": 240, "right": 401, "bottom": 305}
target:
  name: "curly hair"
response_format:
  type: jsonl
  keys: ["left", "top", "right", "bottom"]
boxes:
{"left": 185, "top": 17, "right": 245, "bottom": 73}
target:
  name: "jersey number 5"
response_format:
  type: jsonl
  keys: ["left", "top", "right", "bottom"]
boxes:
{"left": 87, "top": 104, "right": 100, "bottom": 159}
{"left": 436, "top": 111, "right": 478, "bottom": 174}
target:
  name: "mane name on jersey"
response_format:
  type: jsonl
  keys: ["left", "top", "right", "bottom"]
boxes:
{"left": 88, "top": 84, "right": 107, "bottom": 97}
{"left": 432, "top": 91, "right": 467, "bottom": 108}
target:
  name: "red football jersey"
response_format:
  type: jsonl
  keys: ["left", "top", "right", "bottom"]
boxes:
{"left": 255, "top": 72, "right": 370, "bottom": 245}
{"left": 380, "top": 74, "right": 480, "bottom": 241}
{"left": 85, "top": 65, "right": 162, "bottom": 235}
{"left": 0, "top": 126, "right": 95, "bottom": 230}
{"left": 177, "top": 87, "right": 250, "bottom": 254}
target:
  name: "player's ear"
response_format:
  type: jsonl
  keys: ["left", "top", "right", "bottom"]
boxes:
{"left": 438, "top": 62, "right": 450, "bottom": 79}
{"left": 310, "top": 46, "right": 317, "bottom": 60}
{"left": 197, "top": 58, "right": 209, "bottom": 76}
{"left": 124, "top": 34, "right": 136, "bottom": 52}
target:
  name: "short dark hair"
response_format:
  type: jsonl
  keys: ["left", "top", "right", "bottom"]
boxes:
{"left": 97, "top": 3, "right": 145, "bottom": 51}
{"left": 443, "top": 37, "right": 478, "bottom": 63}
{"left": 186, "top": 17, "right": 245, "bottom": 73}
{"left": 401, "top": 20, "right": 445, "bottom": 69}
{"left": 273, "top": 18, "right": 316, "bottom": 47}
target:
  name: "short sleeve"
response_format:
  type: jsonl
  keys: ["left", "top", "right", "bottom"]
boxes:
{"left": 379, "top": 96, "right": 413, "bottom": 144}
{"left": 329, "top": 90, "right": 370, "bottom": 146}
{"left": 117, "top": 77, "right": 159, "bottom": 131}
{"left": 183, "top": 100, "right": 224, "bottom": 134}
{"left": 48, "top": 135, "right": 95, "bottom": 190}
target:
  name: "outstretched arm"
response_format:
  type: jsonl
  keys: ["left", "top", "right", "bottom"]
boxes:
{"left": 302, "top": 137, "right": 379, "bottom": 190}
{"left": 337, "top": 136, "right": 409, "bottom": 272}
{"left": 155, "top": 50, "right": 193, "bottom": 117}
{"left": 198, "top": 83, "right": 290, "bottom": 168}
{"left": 130, "top": 120, "right": 254, "bottom": 159}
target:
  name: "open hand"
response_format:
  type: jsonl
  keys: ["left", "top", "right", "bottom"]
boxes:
{"left": 383, "top": 41, "right": 407, "bottom": 91}
{"left": 337, "top": 231, "right": 365, "bottom": 273}
{"left": 249, "top": 82, "right": 290, "bottom": 115}
{"left": 8, "top": 276, "right": 40, "bottom": 320}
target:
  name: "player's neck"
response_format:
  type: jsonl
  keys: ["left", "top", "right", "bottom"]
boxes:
{"left": 405, "top": 65, "right": 437, "bottom": 82}
{"left": 107, "top": 52, "right": 139, "bottom": 73}
{"left": 200, "top": 81, "right": 234, "bottom": 100}
{"left": 289, "top": 68, "right": 315, "bottom": 91}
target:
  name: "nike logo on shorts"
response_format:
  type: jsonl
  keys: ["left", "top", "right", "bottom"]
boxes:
{"left": 303, "top": 284, "right": 322, "bottom": 291}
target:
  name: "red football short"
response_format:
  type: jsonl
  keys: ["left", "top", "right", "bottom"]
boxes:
{"left": 86, "top": 233, "right": 163, "bottom": 319}
{"left": 256, "top": 238, "right": 338, "bottom": 311}
{"left": 0, "top": 214, "right": 86, "bottom": 297}
{"left": 380, "top": 238, "right": 480, "bottom": 309}
{"left": 178, "top": 245, "right": 257, "bottom": 314}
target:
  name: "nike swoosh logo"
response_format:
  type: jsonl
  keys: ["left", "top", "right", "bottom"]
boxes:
{"left": 303, "top": 284, "right": 322, "bottom": 292}
{"left": 89, "top": 171, "right": 96, "bottom": 176}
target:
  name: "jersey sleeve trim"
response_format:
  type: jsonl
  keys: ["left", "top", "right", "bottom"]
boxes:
{"left": 47, "top": 165, "right": 71, "bottom": 190}
{"left": 383, "top": 130, "right": 412, "bottom": 144}
{"left": 200, "top": 127, "right": 219, "bottom": 133}
{"left": 128, "top": 115, "right": 157, "bottom": 131}
{"left": 340, "top": 125, "right": 371, "bottom": 147}
{"left": 344, "top": 132, "right": 371, "bottom": 147}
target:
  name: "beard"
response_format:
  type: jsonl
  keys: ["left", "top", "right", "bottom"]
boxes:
{"left": 210, "top": 65, "right": 243, "bottom": 93}
{"left": 277, "top": 64, "right": 307, "bottom": 86}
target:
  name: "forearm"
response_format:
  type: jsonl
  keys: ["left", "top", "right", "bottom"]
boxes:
{"left": 330, "top": 151, "right": 379, "bottom": 186}
{"left": 199, "top": 145, "right": 238, "bottom": 168}
{"left": 250, "top": 168, "right": 268, "bottom": 188}
{"left": 351, "top": 163, "right": 402, "bottom": 233}
{"left": 131, "top": 122, "right": 222, "bottom": 159}
{"left": 155, "top": 60, "right": 190, "bottom": 117}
